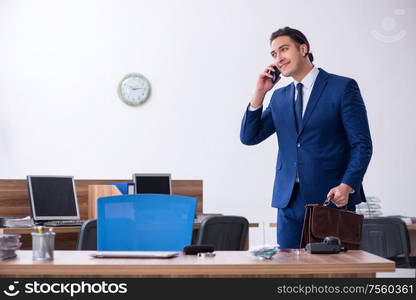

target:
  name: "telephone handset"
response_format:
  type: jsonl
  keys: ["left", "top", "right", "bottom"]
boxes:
{"left": 268, "top": 66, "right": 281, "bottom": 84}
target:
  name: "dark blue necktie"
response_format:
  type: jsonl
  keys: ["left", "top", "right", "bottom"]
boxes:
{"left": 294, "top": 82, "right": 303, "bottom": 133}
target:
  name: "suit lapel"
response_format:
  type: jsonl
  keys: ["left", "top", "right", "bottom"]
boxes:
{"left": 298, "top": 68, "right": 329, "bottom": 136}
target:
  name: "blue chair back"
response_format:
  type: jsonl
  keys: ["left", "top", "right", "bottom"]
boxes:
{"left": 107, "top": 182, "right": 133, "bottom": 195}
{"left": 97, "top": 194, "right": 197, "bottom": 251}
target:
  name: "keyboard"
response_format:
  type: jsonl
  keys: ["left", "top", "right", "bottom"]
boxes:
{"left": 42, "top": 220, "right": 84, "bottom": 227}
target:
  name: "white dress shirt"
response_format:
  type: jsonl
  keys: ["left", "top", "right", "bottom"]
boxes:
{"left": 292, "top": 66, "right": 320, "bottom": 117}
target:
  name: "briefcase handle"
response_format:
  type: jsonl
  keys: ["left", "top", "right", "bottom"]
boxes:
{"left": 323, "top": 197, "right": 347, "bottom": 210}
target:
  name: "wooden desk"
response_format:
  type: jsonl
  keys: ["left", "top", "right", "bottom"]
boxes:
{"left": 0, "top": 250, "right": 394, "bottom": 278}
{"left": 1, "top": 221, "right": 259, "bottom": 250}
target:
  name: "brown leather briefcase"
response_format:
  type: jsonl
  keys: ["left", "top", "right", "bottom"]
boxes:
{"left": 300, "top": 201, "right": 364, "bottom": 250}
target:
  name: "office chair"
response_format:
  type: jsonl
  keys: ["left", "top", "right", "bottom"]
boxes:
{"left": 97, "top": 194, "right": 197, "bottom": 251}
{"left": 361, "top": 217, "right": 411, "bottom": 268}
{"left": 76, "top": 219, "right": 97, "bottom": 250}
{"left": 196, "top": 216, "right": 249, "bottom": 250}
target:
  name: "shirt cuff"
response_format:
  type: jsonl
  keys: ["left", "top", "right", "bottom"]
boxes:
{"left": 248, "top": 104, "right": 262, "bottom": 111}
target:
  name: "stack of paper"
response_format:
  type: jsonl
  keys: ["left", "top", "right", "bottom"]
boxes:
{"left": 356, "top": 196, "right": 383, "bottom": 217}
{"left": 0, "top": 216, "right": 34, "bottom": 228}
{"left": 0, "top": 234, "right": 21, "bottom": 260}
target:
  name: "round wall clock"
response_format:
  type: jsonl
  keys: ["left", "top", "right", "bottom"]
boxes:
{"left": 118, "top": 73, "right": 151, "bottom": 106}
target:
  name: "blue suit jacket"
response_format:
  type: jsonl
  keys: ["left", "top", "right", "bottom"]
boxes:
{"left": 240, "top": 68, "right": 372, "bottom": 208}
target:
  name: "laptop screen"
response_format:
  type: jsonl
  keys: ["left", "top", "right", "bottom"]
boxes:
{"left": 133, "top": 173, "right": 171, "bottom": 195}
{"left": 27, "top": 176, "right": 80, "bottom": 221}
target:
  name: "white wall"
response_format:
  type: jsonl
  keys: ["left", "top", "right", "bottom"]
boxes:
{"left": 0, "top": 0, "right": 415, "bottom": 246}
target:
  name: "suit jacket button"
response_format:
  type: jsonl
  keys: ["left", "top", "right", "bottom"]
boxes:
{"left": 297, "top": 143, "right": 301, "bottom": 148}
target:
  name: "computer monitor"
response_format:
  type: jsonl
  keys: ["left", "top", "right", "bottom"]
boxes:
{"left": 27, "top": 175, "right": 80, "bottom": 221}
{"left": 133, "top": 173, "right": 171, "bottom": 195}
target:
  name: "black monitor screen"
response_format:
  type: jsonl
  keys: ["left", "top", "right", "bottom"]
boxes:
{"left": 134, "top": 174, "right": 171, "bottom": 195}
{"left": 27, "top": 176, "right": 80, "bottom": 220}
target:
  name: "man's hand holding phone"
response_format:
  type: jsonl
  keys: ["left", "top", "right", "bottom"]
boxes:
{"left": 251, "top": 65, "right": 281, "bottom": 109}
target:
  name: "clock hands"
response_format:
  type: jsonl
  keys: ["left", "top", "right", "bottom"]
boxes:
{"left": 119, "top": 73, "right": 150, "bottom": 106}
{"left": 129, "top": 85, "right": 144, "bottom": 91}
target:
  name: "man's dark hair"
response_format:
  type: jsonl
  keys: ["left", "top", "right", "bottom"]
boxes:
{"left": 270, "top": 27, "right": 314, "bottom": 62}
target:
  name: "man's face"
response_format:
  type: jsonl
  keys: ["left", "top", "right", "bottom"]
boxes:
{"left": 270, "top": 36, "right": 307, "bottom": 77}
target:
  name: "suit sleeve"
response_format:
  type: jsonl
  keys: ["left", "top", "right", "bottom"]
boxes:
{"left": 340, "top": 79, "right": 373, "bottom": 191}
{"left": 240, "top": 101, "right": 276, "bottom": 146}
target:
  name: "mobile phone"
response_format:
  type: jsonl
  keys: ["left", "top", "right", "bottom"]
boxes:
{"left": 269, "top": 66, "right": 281, "bottom": 84}
{"left": 183, "top": 244, "right": 215, "bottom": 255}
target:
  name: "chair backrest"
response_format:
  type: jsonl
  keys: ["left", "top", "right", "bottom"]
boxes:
{"left": 97, "top": 194, "right": 197, "bottom": 251}
{"left": 196, "top": 216, "right": 249, "bottom": 250}
{"left": 361, "top": 217, "right": 411, "bottom": 260}
{"left": 76, "top": 219, "right": 97, "bottom": 250}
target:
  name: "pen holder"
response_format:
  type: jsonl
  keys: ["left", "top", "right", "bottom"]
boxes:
{"left": 31, "top": 232, "right": 55, "bottom": 261}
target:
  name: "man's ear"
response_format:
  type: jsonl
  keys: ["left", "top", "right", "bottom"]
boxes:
{"left": 300, "top": 44, "right": 308, "bottom": 57}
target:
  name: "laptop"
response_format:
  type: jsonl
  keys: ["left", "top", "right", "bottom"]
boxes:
{"left": 90, "top": 251, "right": 180, "bottom": 259}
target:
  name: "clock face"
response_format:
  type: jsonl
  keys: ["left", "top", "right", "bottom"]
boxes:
{"left": 118, "top": 73, "right": 151, "bottom": 106}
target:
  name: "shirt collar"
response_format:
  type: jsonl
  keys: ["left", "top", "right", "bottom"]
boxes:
{"left": 294, "top": 66, "right": 320, "bottom": 90}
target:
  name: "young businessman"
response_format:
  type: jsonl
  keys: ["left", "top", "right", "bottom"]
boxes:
{"left": 240, "top": 27, "right": 372, "bottom": 249}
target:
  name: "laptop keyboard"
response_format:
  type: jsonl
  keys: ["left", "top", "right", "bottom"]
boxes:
{"left": 42, "top": 220, "right": 84, "bottom": 227}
